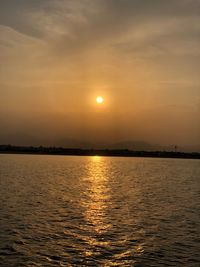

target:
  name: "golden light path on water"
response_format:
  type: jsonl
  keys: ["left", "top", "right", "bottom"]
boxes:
{"left": 83, "top": 156, "right": 111, "bottom": 234}
{"left": 80, "top": 156, "right": 114, "bottom": 261}
{"left": 80, "top": 156, "right": 144, "bottom": 265}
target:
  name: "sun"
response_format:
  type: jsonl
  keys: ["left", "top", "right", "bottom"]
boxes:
{"left": 96, "top": 96, "right": 104, "bottom": 104}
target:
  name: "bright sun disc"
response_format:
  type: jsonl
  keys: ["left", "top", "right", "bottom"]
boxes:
{"left": 96, "top": 96, "right": 104, "bottom": 104}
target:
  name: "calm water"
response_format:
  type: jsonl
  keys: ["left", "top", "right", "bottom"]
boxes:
{"left": 0, "top": 154, "right": 199, "bottom": 267}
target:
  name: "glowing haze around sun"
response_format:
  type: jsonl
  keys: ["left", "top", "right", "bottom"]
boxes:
{"left": 0, "top": 1, "right": 199, "bottom": 149}
{"left": 96, "top": 96, "right": 104, "bottom": 104}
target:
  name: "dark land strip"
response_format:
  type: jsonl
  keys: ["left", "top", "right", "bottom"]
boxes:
{"left": 0, "top": 145, "right": 200, "bottom": 159}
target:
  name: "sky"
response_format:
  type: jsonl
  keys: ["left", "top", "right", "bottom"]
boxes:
{"left": 0, "top": 0, "right": 200, "bottom": 149}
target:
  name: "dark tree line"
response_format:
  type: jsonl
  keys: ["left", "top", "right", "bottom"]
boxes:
{"left": 0, "top": 145, "right": 199, "bottom": 159}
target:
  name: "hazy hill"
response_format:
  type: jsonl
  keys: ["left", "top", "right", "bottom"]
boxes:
{"left": 0, "top": 133, "right": 199, "bottom": 152}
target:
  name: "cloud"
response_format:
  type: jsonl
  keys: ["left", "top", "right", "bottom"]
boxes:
{"left": 0, "top": 0, "right": 199, "bottom": 147}
{"left": 1, "top": 0, "right": 200, "bottom": 57}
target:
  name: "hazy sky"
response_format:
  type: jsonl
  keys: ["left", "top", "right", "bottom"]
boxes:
{"left": 0, "top": 0, "right": 200, "bottom": 147}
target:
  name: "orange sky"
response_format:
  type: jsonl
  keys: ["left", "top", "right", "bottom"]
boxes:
{"left": 0, "top": 0, "right": 199, "bottom": 149}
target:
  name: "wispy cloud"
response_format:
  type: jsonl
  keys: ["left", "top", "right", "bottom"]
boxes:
{"left": 0, "top": 0, "right": 199, "bottom": 146}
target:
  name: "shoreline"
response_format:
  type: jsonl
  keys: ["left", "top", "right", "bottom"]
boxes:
{"left": 0, "top": 145, "right": 200, "bottom": 160}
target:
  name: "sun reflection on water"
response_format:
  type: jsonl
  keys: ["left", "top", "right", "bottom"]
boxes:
{"left": 80, "top": 156, "right": 145, "bottom": 264}
{"left": 82, "top": 156, "right": 112, "bottom": 235}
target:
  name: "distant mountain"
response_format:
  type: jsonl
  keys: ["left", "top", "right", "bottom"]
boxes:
{"left": 1, "top": 133, "right": 199, "bottom": 152}
{"left": 56, "top": 140, "right": 165, "bottom": 151}
{"left": 108, "top": 141, "right": 165, "bottom": 151}
{"left": 109, "top": 141, "right": 200, "bottom": 153}
{"left": 182, "top": 144, "right": 200, "bottom": 153}
{"left": 56, "top": 139, "right": 186, "bottom": 152}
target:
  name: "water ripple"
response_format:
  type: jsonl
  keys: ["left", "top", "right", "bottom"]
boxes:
{"left": 0, "top": 155, "right": 199, "bottom": 266}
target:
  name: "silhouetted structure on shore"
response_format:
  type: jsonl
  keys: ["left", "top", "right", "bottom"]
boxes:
{"left": 0, "top": 145, "right": 199, "bottom": 159}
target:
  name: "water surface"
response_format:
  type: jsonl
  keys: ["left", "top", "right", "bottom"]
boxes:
{"left": 0, "top": 154, "right": 199, "bottom": 266}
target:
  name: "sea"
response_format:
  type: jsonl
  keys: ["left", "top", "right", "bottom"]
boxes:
{"left": 0, "top": 154, "right": 199, "bottom": 267}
